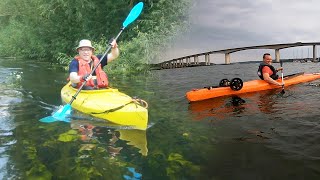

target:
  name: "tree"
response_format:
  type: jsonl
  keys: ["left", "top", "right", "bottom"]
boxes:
{"left": 0, "top": 0, "right": 191, "bottom": 73}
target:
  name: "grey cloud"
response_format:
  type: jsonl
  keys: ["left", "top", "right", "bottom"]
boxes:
{"left": 161, "top": 0, "right": 320, "bottom": 62}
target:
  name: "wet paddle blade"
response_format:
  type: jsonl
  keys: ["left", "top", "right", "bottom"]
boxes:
{"left": 40, "top": 104, "right": 72, "bottom": 123}
{"left": 280, "top": 84, "right": 285, "bottom": 94}
{"left": 39, "top": 116, "right": 58, "bottom": 123}
{"left": 123, "top": 2, "right": 143, "bottom": 28}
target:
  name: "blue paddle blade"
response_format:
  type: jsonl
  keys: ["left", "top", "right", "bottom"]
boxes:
{"left": 40, "top": 104, "right": 72, "bottom": 123}
{"left": 127, "top": 167, "right": 142, "bottom": 179}
{"left": 123, "top": 175, "right": 131, "bottom": 180}
{"left": 39, "top": 116, "right": 58, "bottom": 123}
{"left": 123, "top": 2, "right": 144, "bottom": 28}
{"left": 123, "top": 167, "right": 142, "bottom": 180}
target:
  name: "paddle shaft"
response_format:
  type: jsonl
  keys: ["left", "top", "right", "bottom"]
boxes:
{"left": 280, "top": 60, "right": 285, "bottom": 93}
{"left": 68, "top": 2, "right": 144, "bottom": 105}
{"left": 69, "top": 28, "right": 125, "bottom": 105}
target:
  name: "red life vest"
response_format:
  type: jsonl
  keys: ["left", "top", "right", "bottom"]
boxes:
{"left": 73, "top": 55, "right": 109, "bottom": 88}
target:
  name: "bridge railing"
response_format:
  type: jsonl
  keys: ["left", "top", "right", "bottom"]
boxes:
{"left": 155, "top": 42, "right": 320, "bottom": 69}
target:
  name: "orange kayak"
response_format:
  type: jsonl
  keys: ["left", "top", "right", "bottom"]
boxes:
{"left": 186, "top": 73, "right": 320, "bottom": 102}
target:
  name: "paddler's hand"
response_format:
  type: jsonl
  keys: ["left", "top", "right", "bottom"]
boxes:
{"left": 277, "top": 67, "right": 283, "bottom": 72}
{"left": 278, "top": 82, "right": 285, "bottom": 86}
{"left": 81, "top": 74, "right": 92, "bottom": 82}
{"left": 109, "top": 38, "right": 118, "bottom": 49}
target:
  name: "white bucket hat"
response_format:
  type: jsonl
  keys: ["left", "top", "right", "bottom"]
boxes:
{"left": 76, "top": 39, "right": 95, "bottom": 50}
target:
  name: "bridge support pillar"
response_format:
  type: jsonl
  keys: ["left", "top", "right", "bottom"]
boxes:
{"left": 186, "top": 57, "right": 190, "bottom": 66}
{"left": 275, "top": 49, "right": 280, "bottom": 62}
{"left": 313, "top": 45, "right": 317, "bottom": 62}
{"left": 194, "top": 56, "right": 199, "bottom": 65}
{"left": 205, "top": 54, "right": 210, "bottom": 65}
{"left": 225, "top": 53, "right": 230, "bottom": 64}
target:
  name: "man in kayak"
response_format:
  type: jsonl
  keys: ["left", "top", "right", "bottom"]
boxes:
{"left": 69, "top": 39, "right": 119, "bottom": 90}
{"left": 257, "top": 53, "right": 284, "bottom": 86}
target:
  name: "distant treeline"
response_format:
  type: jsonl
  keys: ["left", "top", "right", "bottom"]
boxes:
{"left": 0, "top": 0, "right": 190, "bottom": 74}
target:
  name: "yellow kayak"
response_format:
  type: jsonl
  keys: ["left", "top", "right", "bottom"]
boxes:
{"left": 61, "top": 83, "right": 148, "bottom": 130}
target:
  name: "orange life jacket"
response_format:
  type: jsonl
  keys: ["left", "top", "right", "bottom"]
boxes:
{"left": 73, "top": 55, "right": 109, "bottom": 88}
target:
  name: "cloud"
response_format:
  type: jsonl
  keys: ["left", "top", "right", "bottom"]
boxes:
{"left": 161, "top": 0, "right": 320, "bottom": 63}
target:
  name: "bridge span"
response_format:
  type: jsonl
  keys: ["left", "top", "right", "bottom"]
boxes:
{"left": 157, "top": 42, "right": 320, "bottom": 69}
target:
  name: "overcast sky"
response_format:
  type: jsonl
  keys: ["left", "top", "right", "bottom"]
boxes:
{"left": 161, "top": 0, "right": 320, "bottom": 63}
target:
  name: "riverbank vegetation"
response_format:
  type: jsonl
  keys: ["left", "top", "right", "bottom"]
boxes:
{"left": 0, "top": 0, "right": 190, "bottom": 74}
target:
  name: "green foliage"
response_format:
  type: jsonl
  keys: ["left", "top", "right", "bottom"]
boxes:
{"left": 0, "top": 0, "right": 191, "bottom": 73}
{"left": 21, "top": 140, "right": 53, "bottom": 179}
{"left": 58, "top": 129, "right": 79, "bottom": 142}
{"left": 26, "top": 163, "right": 53, "bottom": 180}
{"left": 166, "top": 153, "right": 200, "bottom": 179}
{"left": 107, "top": 0, "right": 191, "bottom": 74}
{"left": 145, "top": 151, "right": 200, "bottom": 179}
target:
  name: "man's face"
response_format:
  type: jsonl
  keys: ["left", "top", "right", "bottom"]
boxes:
{"left": 78, "top": 47, "right": 93, "bottom": 61}
{"left": 263, "top": 55, "right": 272, "bottom": 65}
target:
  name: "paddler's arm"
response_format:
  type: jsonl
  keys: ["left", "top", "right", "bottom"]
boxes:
{"left": 107, "top": 40, "right": 119, "bottom": 63}
{"left": 262, "top": 73, "right": 283, "bottom": 86}
{"left": 69, "top": 59, "right": 92, "bottom": 84}
{"left": 70, "top": 72, "right": 81, "bottom": 83}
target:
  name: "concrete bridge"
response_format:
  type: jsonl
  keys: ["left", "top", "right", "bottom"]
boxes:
{"left": 157, "top": 42, "right": 320, "bottom": 69}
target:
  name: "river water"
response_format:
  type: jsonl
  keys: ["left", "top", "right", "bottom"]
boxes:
{"left": 1, "top": 58, "right": 320, "bottom": 179}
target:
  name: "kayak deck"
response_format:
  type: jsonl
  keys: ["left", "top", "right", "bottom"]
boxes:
{"left": 186, "top": 73, "right": 320, "bottom": 102}
{"left": 61, "top": 83, "right": 148, "bottom": 130}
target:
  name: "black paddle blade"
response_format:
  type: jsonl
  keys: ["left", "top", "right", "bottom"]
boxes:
{"left": 280, "top": 85, "right": 285, "bottom": 94}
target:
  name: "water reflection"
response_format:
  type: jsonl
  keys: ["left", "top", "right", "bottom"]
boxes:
{"left": 0, "top": 65, "right": 23, "bottom": 179}
{"left": 70, "top": 119, "right": 148, "bottom": 156}
{"left": 0, "top": 59, "right": 151, "bottom": 178}
{"left": 2, "top": 58, "right": 320, "bottom": 179}
{"left": 123, "top": 167, "right": 142, "bottom": 180}
{"left": 188, "top": 89, "right": 288, "bottom": 122}
{"left": 188, "top": 95, "right": 250, "bottom": 121}
{"left": 256, "top": 89, "right": 281, "bottom": 114}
